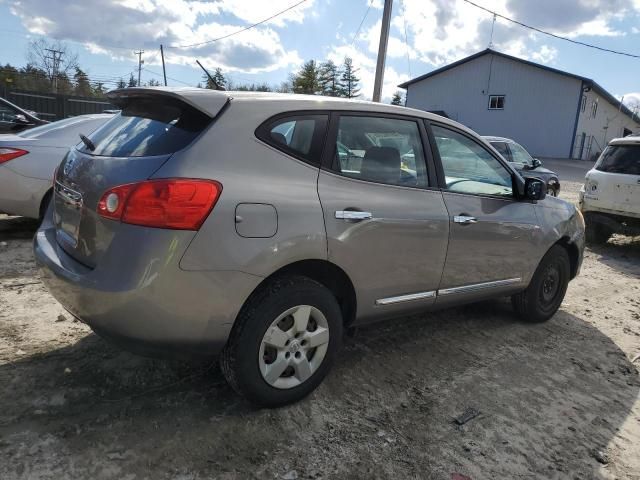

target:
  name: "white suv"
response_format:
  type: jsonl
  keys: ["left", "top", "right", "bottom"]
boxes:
{"left": 579, "top": 135, "right": 640, "bottom": 244}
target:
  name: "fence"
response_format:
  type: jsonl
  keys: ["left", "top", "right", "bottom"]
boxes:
{"left": 4, "top": 89, "right": 116, "bottom": 121}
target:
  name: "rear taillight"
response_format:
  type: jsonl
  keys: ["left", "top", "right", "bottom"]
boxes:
{"left": 97, "top": 179, "right": 222, "bottom": 230}
{"left": 0, "top": 148, "right": 29, "bottom": 165}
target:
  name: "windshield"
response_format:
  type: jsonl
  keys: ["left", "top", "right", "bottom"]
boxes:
{"left": 509, "top": 142, "right": 534, "bottom": 165}
{"left": 18, "top": 116, "right": 95, "bottom": 139}
{"left": 595, "top": 145, "right": 640, "bottom": 175}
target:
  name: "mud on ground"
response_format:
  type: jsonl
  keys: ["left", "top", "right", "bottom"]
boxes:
{"left": 0, "top": 181, "right": 639, "bottom": 480}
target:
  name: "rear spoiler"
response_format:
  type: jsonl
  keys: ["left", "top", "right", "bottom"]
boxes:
{"left": 106, "top": 87, "right": 230, "bottom": 119}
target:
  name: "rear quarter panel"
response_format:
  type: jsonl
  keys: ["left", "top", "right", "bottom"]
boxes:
{"left": 156, "top": 101, "right": 328, "bottom": 276}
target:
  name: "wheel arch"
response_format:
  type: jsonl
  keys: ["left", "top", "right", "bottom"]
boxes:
{"left": 555, "top": 236, "right": 580, "bottom": 279}
{"left": 243, "top": 259, "right": 357, "bottom": 327}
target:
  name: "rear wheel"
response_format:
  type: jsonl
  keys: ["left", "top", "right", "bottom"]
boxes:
{"left": 512, "top": 245, "right": 570, "bottom": 323}
{"left": 585, "top": 218, "right": 611, "bottom": 244}
{"left": 220, "top": 275, "right": 342, "bottom": 407}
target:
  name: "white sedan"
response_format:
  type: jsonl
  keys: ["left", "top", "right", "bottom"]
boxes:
{"left": 0, "top": 114, "right": 113, "bottom": 219}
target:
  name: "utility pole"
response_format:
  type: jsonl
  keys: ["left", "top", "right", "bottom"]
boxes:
{"left": 44, "top": 48, "right": 63, "bottom": 93}
{"left": 372, "top": 0, "right": 392, "bottom": 102}
{"left": 160, "top": 45, "right": 167, "bottom": 86}
{"left": 134, "top": 50, "right": 144, "bottom": 86}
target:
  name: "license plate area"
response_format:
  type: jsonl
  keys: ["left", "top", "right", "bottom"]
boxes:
{"left": 54, "top": 181, "right": 83, "bottom": 248}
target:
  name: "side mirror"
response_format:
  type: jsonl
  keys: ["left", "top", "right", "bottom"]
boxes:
{"left": 14, "top": 114, "right": 30, "bottom": 125}
{"left": 525, "top": 177, "right": 546, "bottom": 201}
{"left": 532, "top": 158, "right": 542, "bottom": 168}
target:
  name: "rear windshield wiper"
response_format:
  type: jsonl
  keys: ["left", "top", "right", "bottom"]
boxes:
{"left": 79, "top": 133, "right": 95, "bottom": 151}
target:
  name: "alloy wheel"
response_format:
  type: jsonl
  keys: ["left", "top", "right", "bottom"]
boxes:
{"left": 259, "top": 305, "right": 330, "bottom": 390}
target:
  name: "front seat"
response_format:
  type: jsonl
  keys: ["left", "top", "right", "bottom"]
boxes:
{"left": 360, "top": 146, "right": 401, "bottom": 185}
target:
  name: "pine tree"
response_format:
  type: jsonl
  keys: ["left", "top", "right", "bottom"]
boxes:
{"left": 391, "top": 91, "right": 404, "bottom": 106}
{"left": 93, "top": 82, "right": 106, "bottom": 97}
{"left": 147, "top": 78, "right": 161, "bottom": 87}
{"left": 292, "top": 60, "right": 319, "bottom": 95}
{"left": 127, "top": 73, "right": 137, "bottom": 87}
{"left": 318, "top": 60, "right": 342, "bottom": 97}
{"left": 73, "top": 67, "right": 92, "bottom": 97}
{"left": 117, "top": 78, "right": 126, "bottom": 89}
{"left": 340, "top": 57, "right": 360, "bottom": 98}
{"left": 204, "top": 68, "right": 226, "bottom": 90}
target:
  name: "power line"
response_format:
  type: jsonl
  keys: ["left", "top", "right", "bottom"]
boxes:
{"left": 166, "top": 0, "right": 308, "bottom": 49}
{"left": 142, "top": 67, "right": 194, "bottom": 87}
{"left": 461, "top": 0, "right": 640, "bottom": 59}
{"left": 351, "top": 0, "right": 373, "bottom": 47}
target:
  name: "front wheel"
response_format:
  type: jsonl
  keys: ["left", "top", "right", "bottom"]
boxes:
{"left": 512, "top": 245, "right": 570, "bottom": 323}
{"left": 220, "top": 275, "right": 343, "bottom": 407}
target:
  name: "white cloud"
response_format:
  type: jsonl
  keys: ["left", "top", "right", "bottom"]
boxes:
{"left": 325, "top": 44, "right": 408, "bottom": 102}
{"left": 380, "top": 0, "right": 639, "bottom": 68}
{"left": 621, "top": 92, "right": 640, "bottom": 108}
{"left": 8, "top": 0, "right": 312, "bottom": 74}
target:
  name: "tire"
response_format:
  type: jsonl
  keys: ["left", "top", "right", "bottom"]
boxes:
{"left": 512, "top": 245, "right": 570, "bottom": 323}
{"left": 585, "top": 218, "right": 611, "bottom": 245}
{"left": 220, "top": 275, "right": 343, "bottom": 407}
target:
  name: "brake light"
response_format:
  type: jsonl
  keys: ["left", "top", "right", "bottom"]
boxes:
{"left": 0, "top": 148, "right": 29, "bottom": 165}
{"left": 97, "top": 179, "right": 222, "bottom": 230}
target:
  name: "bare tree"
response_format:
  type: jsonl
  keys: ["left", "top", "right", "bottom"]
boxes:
{"left": 27, "top": 39, "right": 79, "bottom": 92}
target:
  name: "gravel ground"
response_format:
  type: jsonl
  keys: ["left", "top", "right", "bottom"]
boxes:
{"left": 0, "top": 180, "right": 639, "bottom": 480}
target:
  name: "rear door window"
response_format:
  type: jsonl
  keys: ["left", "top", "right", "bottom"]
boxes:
{"left": 78, "top": 97, "right": 212, "bottom": 157}
{"left": 330, "top": 115, "right": 428, "bottom": 188}
{"left": 596, "top": 145, "right": 640, "bottom": 175}
{"left": 256, "top": 114, "right": 328, "bottom": 166}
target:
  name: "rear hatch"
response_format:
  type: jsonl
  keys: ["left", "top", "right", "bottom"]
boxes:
{"left": 594, "top": 144, "right": 640, "bottom": 214}
{"left": 53, "top": 89, "right": 227, "bottom": 267}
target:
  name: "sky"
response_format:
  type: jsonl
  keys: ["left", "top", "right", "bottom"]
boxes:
{"left": 0, "top": 0, "right": 639, "bottom": 105}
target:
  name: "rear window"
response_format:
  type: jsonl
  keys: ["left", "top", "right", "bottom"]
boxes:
{"left": 596, "top": 145, "right": 640, "bottom": 175}
{"left": 78, "top": 97, "right": 212, "bottom": 157}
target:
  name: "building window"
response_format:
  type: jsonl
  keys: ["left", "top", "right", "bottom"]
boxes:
{"left": 591, "top": 100, "right": 598, "bottom": 118}
{"left": 488, "top": 95, "right": 505, "bottom": 110}
{"left": 581, "top": 95, "right": 587, "bottom": 113}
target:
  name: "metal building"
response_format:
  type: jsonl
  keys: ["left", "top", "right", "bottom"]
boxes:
{"left": 399, "top": 49, "right": 640, "bottom": 160}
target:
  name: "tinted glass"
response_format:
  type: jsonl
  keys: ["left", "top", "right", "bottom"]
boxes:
{"left": 508, "top": 142, "right": 534, "bottom": 165}
{"left": 258, "top": 114, "right": 327, "bottom": 166}
{"left": 78, "top": 97, "right": 211, "bottom": 157}
{"left": 0, "top": 104, "right": 20, "bottom": 132}
{"left": 333, "top": 116, "right": 427, "bottom": 188}
{"left": 270, "top": 118, "right": 316, "bottom": 156}
{"left": 490, "top": 141, "right": 510, "bottom": 160}
{"left": 596, "top": 145, "right": 640, "bottom": 175}
{"left": 433, "top": 125, "right": 513, "bottom": 197}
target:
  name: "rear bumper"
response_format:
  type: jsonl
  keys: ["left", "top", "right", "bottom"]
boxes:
{"left": 0, "top": 165, "right": 49, "bottom": 219}
{"left": 34, "top": 221, "right": 262, "bottom": 359}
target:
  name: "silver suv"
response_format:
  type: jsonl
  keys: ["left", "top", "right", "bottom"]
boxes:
{"left": 35, "top": 88, "right": 585, "bottom": 407}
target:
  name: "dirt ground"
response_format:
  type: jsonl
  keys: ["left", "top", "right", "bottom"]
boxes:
{"left": 1, "top": 179, "right": 639, "bottom": 480}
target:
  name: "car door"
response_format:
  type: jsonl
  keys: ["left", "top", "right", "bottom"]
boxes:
{"left": 318, "top": 112, "right": 449, "bottom": 323}
{"left": 428, "top": 123, "right": 542, "bottom": 305}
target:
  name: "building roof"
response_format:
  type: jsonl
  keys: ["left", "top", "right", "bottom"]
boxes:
{"left": 398, "top": 48, "right": 638, "bottom": 123}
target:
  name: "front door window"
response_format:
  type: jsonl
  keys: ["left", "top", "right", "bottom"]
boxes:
{"left": 432, "top": 125, "right": 513, "bottom": 198}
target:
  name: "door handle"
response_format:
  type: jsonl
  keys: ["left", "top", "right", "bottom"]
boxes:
{"left": 453, "top": 215, "right": 478, "bottom": 224}
{"left": 335, "top": 210, "right": 373, "bottom": 221}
